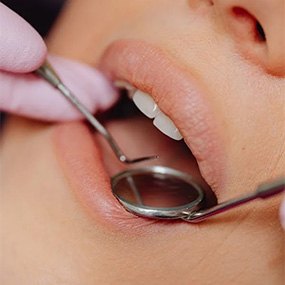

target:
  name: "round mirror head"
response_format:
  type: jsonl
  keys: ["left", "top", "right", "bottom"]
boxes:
{"left": 111, "top": 166, "right": 204, "bottom": 219}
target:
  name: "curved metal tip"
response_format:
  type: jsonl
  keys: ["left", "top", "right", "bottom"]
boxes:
{"left": 36, "top": 62, "right": 159, "bottom": 166}
{"left": 120, "top": 155, "right": 159, "bottom": 164}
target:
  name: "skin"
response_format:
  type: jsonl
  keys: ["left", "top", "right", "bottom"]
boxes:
{"left": 1, "top": 0, "right": 285, "bottom": 284}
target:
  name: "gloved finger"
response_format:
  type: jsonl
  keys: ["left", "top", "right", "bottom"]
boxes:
{"left": 0, "top": 55, "right": 118, "bottom": 121}
{"left": 0, "top": 3, "right": 47, "bottom": 72}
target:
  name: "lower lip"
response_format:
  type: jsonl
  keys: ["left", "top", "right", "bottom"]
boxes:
{"left": 52, "top": 121, "right": 192, "bottom": 234}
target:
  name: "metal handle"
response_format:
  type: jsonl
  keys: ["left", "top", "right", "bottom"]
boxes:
{"left": 184, "top": 178, "right": 285, "bottom": 222}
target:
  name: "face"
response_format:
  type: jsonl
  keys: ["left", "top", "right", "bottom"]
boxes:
{"left": 2, "top": 1, "right": 285, "bottom": 284}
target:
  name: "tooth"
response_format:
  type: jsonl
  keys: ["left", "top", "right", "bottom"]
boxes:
{"left": 133, "top": 89, "right": 183, "bottom": 140}
{"left": 114, "top": 80, "right": 133, "bottom": 90}
{"left": 114, "top": 80, "right": 136, "bottom": 98}
{"left": 153, "top": 112, "right": 183, "bottom": 141}
{"left": 133, "top": 90, "right": 160, "bottom": 119}
{"left": 120, "top": 84, "right": 183, "bottom": 141}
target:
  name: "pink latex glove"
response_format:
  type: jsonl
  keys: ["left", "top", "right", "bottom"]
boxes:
{"left": 0, "top": 3, "right": 117, "bottom": 121}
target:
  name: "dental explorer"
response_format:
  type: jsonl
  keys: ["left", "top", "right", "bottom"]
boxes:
{"left": 36, "top": 61, "right": 157, "bottom": 164}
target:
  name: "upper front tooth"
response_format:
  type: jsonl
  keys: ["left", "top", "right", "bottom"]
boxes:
{"left": 153, "top": 112, "right": 183, "bottom": 141}
{"left": 132, "top": 89, "right": 183, "bottom": 141}
{"left": 133, "top": 90, "right": 160, "bottom": 119}
{"left": 114, "top": 80, "right": 136, "bottom": 98}
{"left": 114, "top": 80, "right": 134, "bottom": 90}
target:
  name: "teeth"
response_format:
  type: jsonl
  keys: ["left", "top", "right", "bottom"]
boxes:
{"left": 133, "top": 90, "right": 160, "bottom": 119}
{"left": 132, "top": 88, "right": 183, "bottom": 141}
{"left": 114, "top": 80, "right": 183, "bottom": 141}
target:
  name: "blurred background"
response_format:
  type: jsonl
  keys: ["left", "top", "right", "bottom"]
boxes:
{"left": 2, "top": 0, "right": 66, "bottom": 36}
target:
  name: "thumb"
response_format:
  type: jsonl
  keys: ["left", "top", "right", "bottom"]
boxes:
{"left": 0, "top": 3, "right": 47, "bottom": 72}
{"left": 0, "top": 55, "right": 118, "bottom": 121}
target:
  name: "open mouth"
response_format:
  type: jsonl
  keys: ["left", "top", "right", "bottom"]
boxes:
{"left": 53, "top": 40, "right": 226, "bottom": 233}
{"left": 99, "top": 40, "right": 226, "bottom": 192}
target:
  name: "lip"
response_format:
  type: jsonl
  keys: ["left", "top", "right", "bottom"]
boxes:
{"left": 99, "top": 39, "right": 226, "bottom": 192}
{"left": 52, "top": 118, "right": 205, "bottom": 232}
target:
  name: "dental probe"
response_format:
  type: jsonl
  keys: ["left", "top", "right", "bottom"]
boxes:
{"left": 183, "top": 177, "right": 285, "bottom": 222}
{"left": 36, "top": 61, "right": 157, "bottom": 164}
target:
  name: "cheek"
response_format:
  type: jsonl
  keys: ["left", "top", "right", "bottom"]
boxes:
{"left": 135, "top": 18, "right": 285, "bottom": 191}
{"left": 207, "top": 60, "right": 284, "bottom": 186}
{"left": 1, "top": 118, "right": 109, "bottom": 279}
{"left": 193, "top": 52, "right": 285, "bottom": 190}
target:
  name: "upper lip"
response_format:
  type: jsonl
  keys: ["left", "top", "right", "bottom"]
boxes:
{"left": 99, "top": 39, "right": 226, "bottom": 192}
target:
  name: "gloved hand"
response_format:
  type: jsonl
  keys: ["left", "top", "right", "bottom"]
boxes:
{"left": 0, "top": 3, "right": 117, "bottom": 121}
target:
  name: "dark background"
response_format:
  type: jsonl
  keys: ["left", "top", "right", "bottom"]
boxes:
{"left": 2, "top": 0, "right": 66, "bottom": 36}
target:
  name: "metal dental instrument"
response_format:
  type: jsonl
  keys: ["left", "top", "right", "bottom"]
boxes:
{"left": 184, "top": 177, "right": 285, "bottom": 222}
{"left": 36, "top": 62, "right": 285, "bottom": 224}
{"left": 36, "top": 62, "right": 157, "bottom": 164}
{"left": 112, "top": 166, "right": 285, "bottom": 223}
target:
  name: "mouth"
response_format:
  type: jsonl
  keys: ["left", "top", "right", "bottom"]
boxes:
{"left": 53, "top": 39, "right": 226, "bottom": 233}
{"left": 99, "top": 40, "right": 226, "bottom": 192}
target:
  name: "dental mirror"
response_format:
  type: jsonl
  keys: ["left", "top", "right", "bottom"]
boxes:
{"left": 112, "top": 166, "right": 205, "bottom": 219}
{"left": 112, "top": 167, "right": 285, "bottom": 223}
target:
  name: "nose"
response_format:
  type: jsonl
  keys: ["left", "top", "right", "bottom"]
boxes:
{"left": 214, "top": 0, "right": 285, "bottom": 76}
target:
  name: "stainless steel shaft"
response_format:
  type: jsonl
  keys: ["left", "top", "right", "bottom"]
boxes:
{"left": 36, "top": 62, "right": 157, "bottom": 164}
{"left": 185, "top": 177, "right": 285, "bottom": 222}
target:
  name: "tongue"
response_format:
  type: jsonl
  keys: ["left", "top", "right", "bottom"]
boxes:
{"left": 95, "top": 115, "right": 209, "bottom": 190}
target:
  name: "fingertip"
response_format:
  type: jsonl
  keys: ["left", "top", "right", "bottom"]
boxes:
{"left": 0, "top": 3, "right": 47, "bottom": 73}
{"left": 1, "top": 55, "right": 119, "bottom": 121}
{"left": 47, "top": 55, "right": 119, "bottom": 113}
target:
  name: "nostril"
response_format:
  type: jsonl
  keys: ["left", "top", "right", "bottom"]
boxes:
{"left": 218, "top": 4, "right": 284, "bottom": 76}
{"left": 255, "top": 21, "right": 266, "bottom": 42}
{"left": 231, "top": 7, "right": 266, "bottom": 44}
